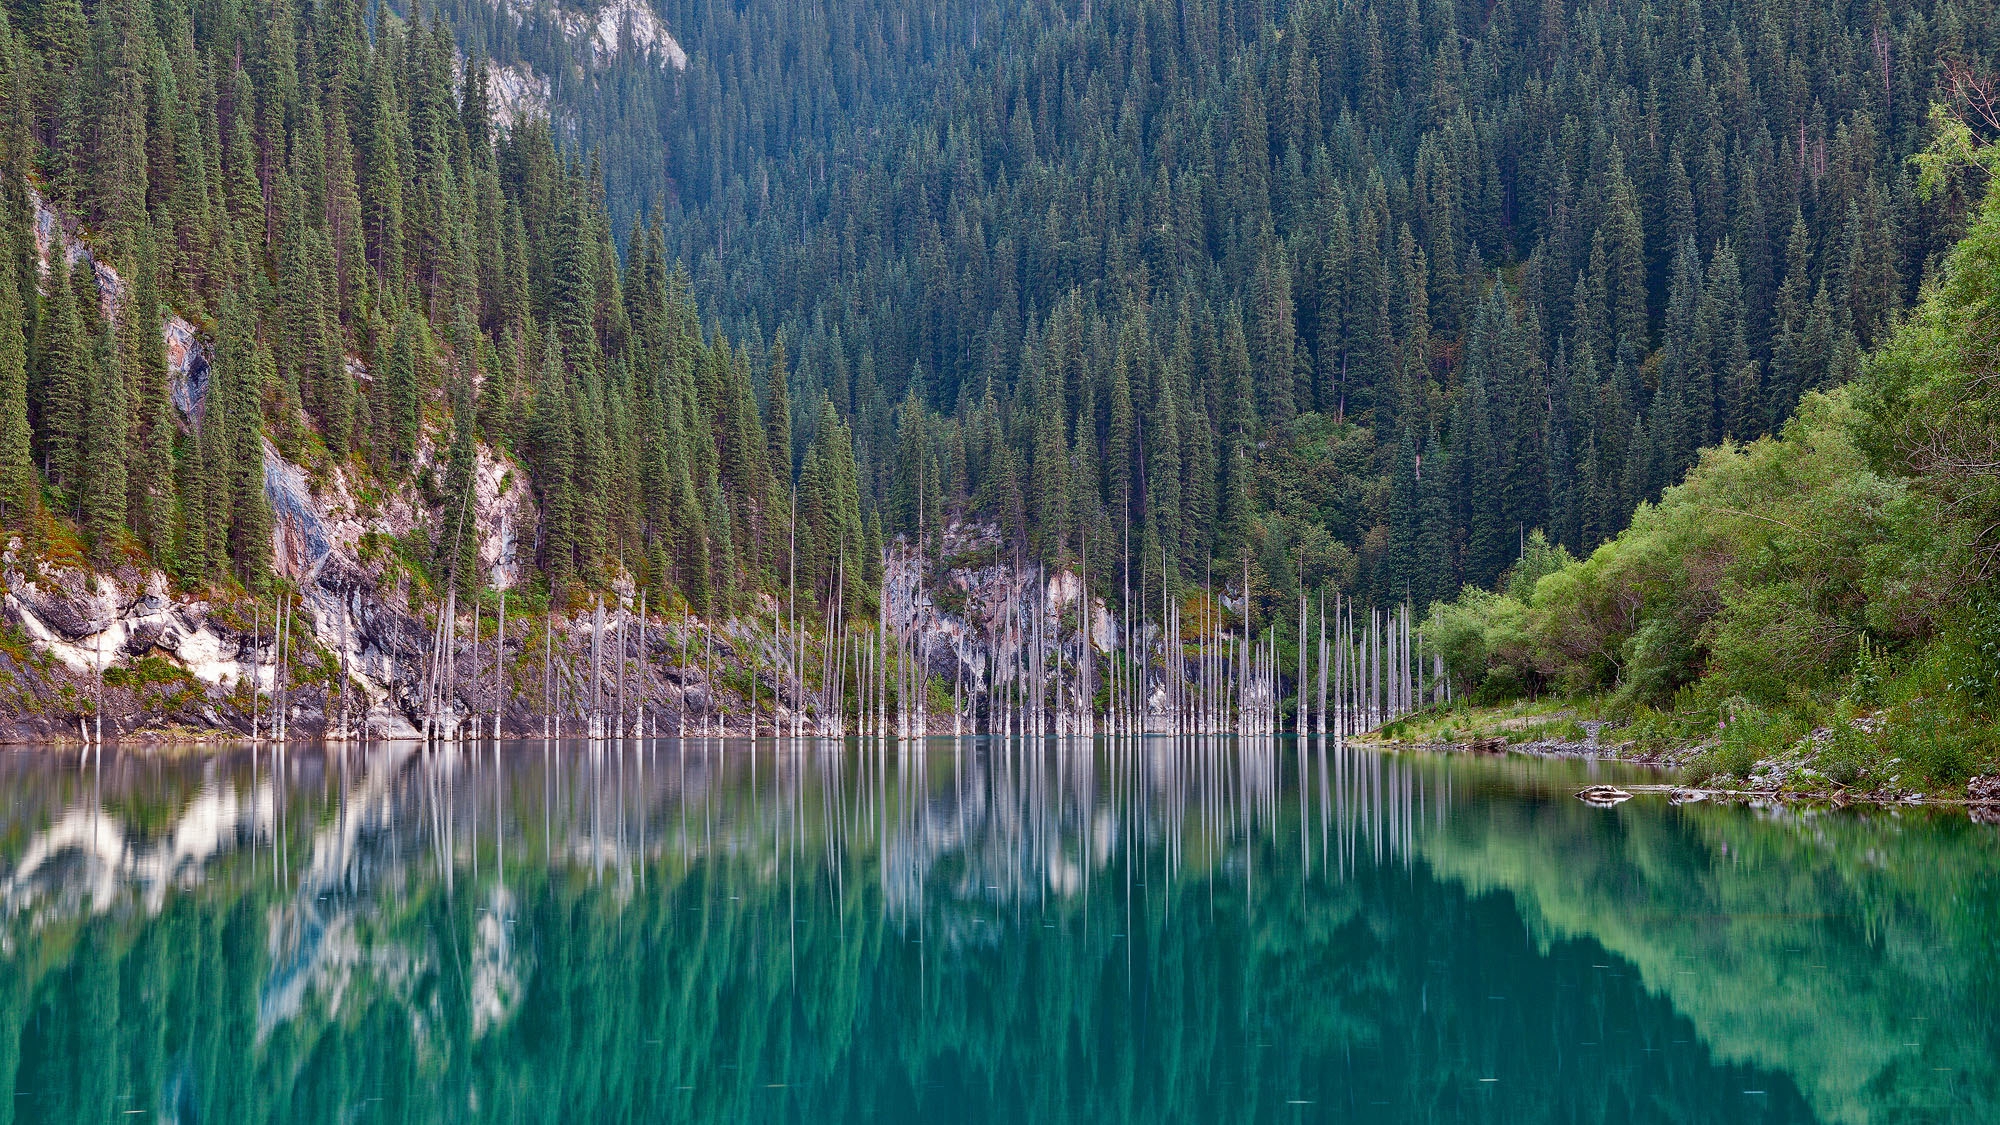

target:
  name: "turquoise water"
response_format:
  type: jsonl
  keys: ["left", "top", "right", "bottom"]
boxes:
{"left": 0, "top": 739, "right": 1994, "bottom": 1123}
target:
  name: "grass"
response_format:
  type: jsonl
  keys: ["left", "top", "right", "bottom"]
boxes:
{"left": 1370, "top": 696, "right": 1605, "bottom": 746}
{"left": 1393, "top": 683, "right": 1996, "bottom": 797}
{"left": 104, "top": 656, "right": 196, "bottom": 690}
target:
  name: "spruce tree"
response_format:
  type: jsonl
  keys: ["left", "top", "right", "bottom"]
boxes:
{"left": 527, "top": 336, "right": 576, "bottom": 596}
{"left": 37, "top": 250, "right": 91, "bottom": 501}
{"left": 0, "top": 222, "right": 35, "bottom": 529}
{"left": 125, "top": 235, "right": 176, "bottom": 561}
{"left": 84, "top": 303, "right": 129, "bottom": 561}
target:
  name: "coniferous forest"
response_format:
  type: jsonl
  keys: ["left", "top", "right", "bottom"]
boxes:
{"left": 0, "top": 0, "right": 1995, "bottom": 761}
{"left": 0, "top": 0, "right": 872, "bottom": 620}
{"left": 441, "top": 0, "right": 1992, "bottom": 611}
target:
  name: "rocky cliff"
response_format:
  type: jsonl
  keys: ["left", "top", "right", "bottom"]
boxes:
{"left": 1, "top": 193, "right": 1143, "bottom": 745}
{"left": 0, "top": 190, "right": 800, "bottom": 745}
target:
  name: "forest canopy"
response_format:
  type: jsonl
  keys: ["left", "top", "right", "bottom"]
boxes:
{"left": 0, "top": 0, "right": 1994, "bottom": 653}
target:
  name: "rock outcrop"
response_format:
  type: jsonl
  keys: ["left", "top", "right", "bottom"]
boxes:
{"left": 9, "top": 189, "right": 1113, "bottom": 744}
{"left": 878, "top": 520, "right": 1129, "bottom": 732}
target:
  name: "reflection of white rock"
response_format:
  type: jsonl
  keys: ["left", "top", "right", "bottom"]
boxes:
{"left": 2, "top": 777, "right": 278, "bottom": 917}
{"left": 261, "top": 743, "right": 425, "bottom": 1036}
{"left": 471, "top": 885, "right": 525, "bottom": 1037}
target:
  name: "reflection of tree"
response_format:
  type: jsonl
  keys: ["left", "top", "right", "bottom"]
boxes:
{"left": 1421, "top": 790, "right": 2000, "bottom": 1124}
{"left": 0, "top": 741, "right": 1987, "bottom": 1122}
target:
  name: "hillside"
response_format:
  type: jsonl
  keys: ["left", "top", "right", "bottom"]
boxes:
{"left": 1419, "top": 129, "right": 2000, "bottom": 789}
{"left": 446, "top": 0, "right": 1998, "bottom": 615}
{"left": 0, "top": 0, "right": 1992, "bottom": 740}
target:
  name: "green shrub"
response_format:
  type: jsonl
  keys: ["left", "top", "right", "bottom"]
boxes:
{"left": 103, "top": 656, "right": 195, "bottom": 690}
{"left": 1817, "top": 722, "right": 1872, "bottom": 788}
{"left": 1473, "top": 664, "right": 1524, "bottom": 706}
{"left": 1886, "top": 714, "right": 1976, "bottom": 789}
{"left": 1617, "top": 617, "right": 1696, "bottom": 707}
{"left": 1844, "top": 635, "right": 1885, "bottom": 708}
{"left": 1709, "top": 739, "right": 1760, "bottom": 781}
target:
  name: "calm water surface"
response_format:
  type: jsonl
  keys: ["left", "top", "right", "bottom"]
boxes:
{"left": 1, "top": 738, "right": 1995, "bottom": 1123}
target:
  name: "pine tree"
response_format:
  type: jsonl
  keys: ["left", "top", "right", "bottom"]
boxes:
{"left": 1603, "top": 149, "right": 1650, "bottom": 360}
{"left": 765, "top": 331, "right": 793, "bottom": 487}
{"left": 0, "top": 214, "right": 32, "bottom": 529}
{"left": 527, "top": 335, "right": 577, "bottom": 596}
{"left": 1217, "top": 305, "right": 1255, "bottom": 554}
{"left": 37, "top": 250, "right": 91, "bottom": 501}
{"left": 1251, "top": 236, "right": 1298, "bottom": 429}
{"left": 223, "top": 318, "right": 274, "bottom": 584}
{"left": 125, "top": 235, "right": 176, "bottom": 560}
{"left": 379, "top": 307, "right": 425, "bottom": 465}
{"left": 1768, "top": 208, "right": 1813, "bottom": 429}
{"left": 84, "top": 315, "right": 128, "bottom": 561}
{"left": 1453, "top": 360, "right": 1505, "bottom": 587}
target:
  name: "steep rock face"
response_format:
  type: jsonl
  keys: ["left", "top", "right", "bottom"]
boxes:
{"left": 30, "top": 185, "right": 128, "bottom": 327}
{"left": 480, "top": 0, "right": 687, "bottom": 135}
{"left": 488, "top": 63, "right": 552, "bottom": 130}
{"left": 260, "top": 433, "right": 537, "bottom": 738}
{"left": 0, "top": 564, "right": 264, "bottom": 741}
{"left": 165, "top": 315, "right": 211, "bottom": 418}
{"left": 494, "top": 0, "right": 687, "bottom": 69}
{"left": 879, "top": 521, "right": 1124, "bottom": 731}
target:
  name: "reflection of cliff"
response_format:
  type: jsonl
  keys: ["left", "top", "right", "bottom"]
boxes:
{"left": 0, "top": 742, "right": 1988, "bottom": 1124}
{"left": 1, "top": 762, "right": 277, "bottom": 918}
{"left": 1417, "top": 794, "right": 2000, "bottom": 1124}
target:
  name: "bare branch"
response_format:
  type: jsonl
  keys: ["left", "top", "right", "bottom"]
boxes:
{"left": 1943, "top": 59, "right": 2000, "bottom": 132}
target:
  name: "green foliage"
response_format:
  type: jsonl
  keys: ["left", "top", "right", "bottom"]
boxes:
{"left": 417, "top": 0, "right": 1976, "bottom": 631}
{"left": 1423, "top": 149, "right": 2000, "bottom": 785}
{"left": 0, "top": 0, "right": 1991, "bottom": 700}
{"left": 102, "top": 655, "right": 194, "bottom": 690}
{"left": 1503, "top": 532, "right": 1575, "bottom": 605}
{"left": 1617, "top": 617, "right": 1696, "bottom": 708}
{"left": 1818, "top": 719, "right": 1872, "bottom": 790}
{"left": 1844, "top": 635, "right": 1885, "bottom": 709}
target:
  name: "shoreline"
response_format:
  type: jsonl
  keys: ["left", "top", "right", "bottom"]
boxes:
{"left": 14, "top": 724, "right": 1998, "bottom": 822}
{"left": 1380, "top": 730, "right": 2000, "bottom": 819}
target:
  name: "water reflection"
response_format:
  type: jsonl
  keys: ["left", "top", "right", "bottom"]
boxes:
{"left": 1, "top": 737, "right": 1993, "bottom": 1123}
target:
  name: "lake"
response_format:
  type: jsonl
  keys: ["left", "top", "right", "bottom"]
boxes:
{"left": 1, "top": 738, "right": 1994, "bottom": 1123}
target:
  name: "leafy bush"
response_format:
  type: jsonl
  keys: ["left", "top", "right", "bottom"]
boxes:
{"left": 1617, "top": 617, "right": 1696, "bottom": 707}
{"left": 1818, "top": 721, "right": 1873, "bottom": 789}
{"left": 1473, "top": 664, "right": 1524, "bottom": 706}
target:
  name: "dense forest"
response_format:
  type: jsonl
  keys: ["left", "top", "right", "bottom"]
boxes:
{"left": 447, "top": 0, "right": 1997, "bottom": 616}
{"left": 0, "top": 0, "right": 869, "bottom": 618}
{"left": 0, "top": 0, "right": 1995, "bottom": 750}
